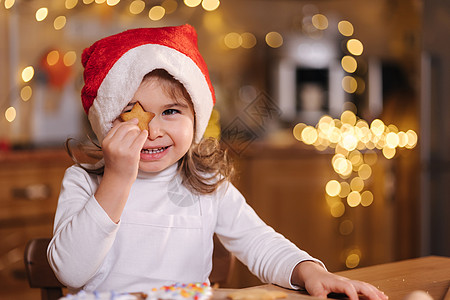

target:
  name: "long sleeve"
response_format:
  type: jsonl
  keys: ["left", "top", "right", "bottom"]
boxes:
{"left": 214, "top": 183, "right": 324, "bottom": 289}
{"left": 47, "top": 166, "right": 120, "bottom": 289}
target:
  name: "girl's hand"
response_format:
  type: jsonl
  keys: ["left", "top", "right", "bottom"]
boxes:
{"left": 94, "top": 118, "right": 148, "bottom": 223}
{"left": 292, "top": 261, "right": 388, "bottom": 300}
{"left": 102, "top": 118, "right": 148, "bottom": 182}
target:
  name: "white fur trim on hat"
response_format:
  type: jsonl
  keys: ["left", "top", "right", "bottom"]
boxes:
{"left": 88, "top": 44, "right": 213, "bottom": 144}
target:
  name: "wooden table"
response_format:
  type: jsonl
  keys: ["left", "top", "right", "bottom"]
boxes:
{"left": 213, "top": 256, "right": 450, "bottom": 300}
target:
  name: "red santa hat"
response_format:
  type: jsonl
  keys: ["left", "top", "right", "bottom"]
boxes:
{"left": 81, "top": 24, "right": 215, "bottom": 143}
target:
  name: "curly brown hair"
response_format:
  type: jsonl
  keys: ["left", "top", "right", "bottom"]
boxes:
{"left": 67, "top": 69, "right": 234, "bottom": 194}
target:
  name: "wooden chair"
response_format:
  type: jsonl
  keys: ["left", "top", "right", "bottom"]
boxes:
{"left": 24, "top": 235, "right": 234, "bottom": 299}
{"left": 24, "top": 238, "right": 65, "bottom": 300}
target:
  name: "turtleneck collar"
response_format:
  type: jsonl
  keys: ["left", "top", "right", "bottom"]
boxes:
{"left": 136, "top": 162, "right": 179, "bottom": 181}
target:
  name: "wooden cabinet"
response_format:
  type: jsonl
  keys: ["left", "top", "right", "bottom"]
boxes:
{"left": 0, "top": 149, "right": 73, "bottom": 300}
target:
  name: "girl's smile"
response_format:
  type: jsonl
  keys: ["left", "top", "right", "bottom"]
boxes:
{"left": 123, "top": 77, "right": 195, "bottom": 173}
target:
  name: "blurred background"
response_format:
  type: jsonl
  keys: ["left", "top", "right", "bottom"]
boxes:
{"left": 0, "top": 0, "right": 449, "bottom": 298}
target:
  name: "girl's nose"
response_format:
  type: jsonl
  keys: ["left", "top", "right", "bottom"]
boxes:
{"left": 147, "top": 117, "right": 163, "bottom": 140}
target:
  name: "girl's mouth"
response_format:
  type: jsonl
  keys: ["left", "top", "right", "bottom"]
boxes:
{"left": 140, "top": 146, "right": 170, "bottom": 160}
{"left": 141, "top": 146, "right": 169, "bottom": 154}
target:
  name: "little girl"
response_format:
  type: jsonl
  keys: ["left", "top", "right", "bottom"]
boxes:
{"left": 47, "top": 25, "right": 387, "bottom": 300}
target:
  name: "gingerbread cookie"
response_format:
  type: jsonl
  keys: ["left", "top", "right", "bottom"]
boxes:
{"left": 120, "top": 102, "right": 155, "bottom": 131}
{"left": 227, "top": 289, "right": 287, "bottom": 300}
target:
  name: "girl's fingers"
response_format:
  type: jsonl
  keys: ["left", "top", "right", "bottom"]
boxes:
{"left": 105, "top": 118, "right": 139, "bottom": 141}
{"left": 130, "top": 130, "right": 148, "bottom": 153}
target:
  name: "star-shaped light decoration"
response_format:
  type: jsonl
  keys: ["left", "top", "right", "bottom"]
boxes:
{"left": 120, "top": 102, "right": 155, "bottom": 132}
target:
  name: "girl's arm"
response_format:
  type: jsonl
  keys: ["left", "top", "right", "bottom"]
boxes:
{"left": 48, "top": 119, "right": 147, "bottom": 289}
{"left": 94, "top": 118, "right": 147, "bottom": 223}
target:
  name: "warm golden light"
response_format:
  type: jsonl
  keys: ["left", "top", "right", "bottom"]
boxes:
{"left": 326, "top": 180, "right": 341, "bottom": 197}
{"left": 107, "top": 0, "right": 120, "bottom": 6}
{"left": 54, "top": 16, "right": 67, "bottom": 30}
{"left": 83, "top": 0, "right": 94, "bottom": 4}
{"left": 47, "top": 50, "right": 60, "bottom": 66}
{"left": 347, "top": 191, "right": 361, "bottom": 207}
{"left": 382, "top": 147, "right": 396, "bottom": 159}
{"left": 21, "top": 66, "right": 34, "bottom": 83}
{"left": 341, "top": 110, "right": 357, "bottom": 126}
{"left": 5, "top": 107, "right": 16, "bottom": 122}
{"left": 224, "top": 32, "right": 242, "bottom": 49}
{"left": 357, "top": 164, "right": 372, "bottom": 180}
{"left": 347, "top": 39, "right": 363, "bottom": 56}
{"left": 184, "top": 0, "right": 201, "bottom": 8}
{"left": 312, "top": 14, "right": 328, "bottom": 30}
{"left": 398, "top": 131, "right": 408, "bottom": 147}
{"left": 202, "top": 0, "right": 220, "bottom": 11}
{"left": 330, "top": 202, "right": 345, "bottom": 218}
{"left": 63, "top": 51, "right": 77, "bottom": 66}
{"left": 20, "top": 86, "right": 32, "bottom": 102}
{"left": 350, "top": 177, "right": 364, "bottom": 192}
{"left": 406, "top": 130, "right": 418, "bottom": 148}
{"left": 4, "top": 0, "right": 16, "bottom": 9}
{"left": 386, "top": 132, "right": 399, "bottom": 148}
{"left": 36, "top": 7, "right": 48, "bottom": 22}
{"left": 361, "top": 191, "right": 374, "bottom": 207}
{"left": 342, "top": 76, "right": 357, "bottom": 93}
{"left": 161, "top": 0, "right": 177, "bottom": 14}
{"left": 341, "top": 56, "right": 357, "bottom": 73}
{"left": 129, "top": 0, "right": 145, "bottom": 14}
{"left": 301, "top": 126, "right": 318, "bottom": 145}
{"left": 241, "top": 32, "right": 257, "bottom": 49}
{"left": 370, "top": 119, "right": 385, "bottom": 136}
{"left": 346, "top": 253, "right": 360, "bottom": 268}
{"left": 149, "top": 6, "right": 165, "bottom": 20}
{"left": 293, "top": 123, "right": 306, "bottom": 141}
{"left": 65, "top": 0, "right": 78, "bottom": 9}
{"left": 339, "top": 182, "right": 351, "bottom": 198}
{"left": 338, "top": 20, "right": 354, "bottom": 36}
{"left": 265, "top": 32, "right": 283, "bottom": 48}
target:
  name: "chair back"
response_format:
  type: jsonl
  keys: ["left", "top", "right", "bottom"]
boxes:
{"left": 209, "top": 234, "right": 235, "bottom": 286}
{"left": 24, "top": 238, "right": 65, "bottom": 300}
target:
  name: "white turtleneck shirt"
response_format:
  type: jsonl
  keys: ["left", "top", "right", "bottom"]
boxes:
{"left": 47, "top": 163, "right": 323, "bottom": 293}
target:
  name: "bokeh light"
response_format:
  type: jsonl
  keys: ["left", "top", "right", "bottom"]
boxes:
{"left": 338, "top": 20, "right": 354, "bottom": 36}
{"left": 265, "top": 32, "right": 283, "bottom": 48}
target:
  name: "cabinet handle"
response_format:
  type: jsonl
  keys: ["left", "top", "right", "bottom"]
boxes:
{"left": 11, "top": 184, "right": 51, "bottom": 200}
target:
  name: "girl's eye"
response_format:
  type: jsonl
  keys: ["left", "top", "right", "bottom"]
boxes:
{"left": 162, "top": 109, "right": 180, "bottom": 116}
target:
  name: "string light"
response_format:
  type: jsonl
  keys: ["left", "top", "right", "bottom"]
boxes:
{"left": 338, "top": 20, "right": 354, "bottom": 36}
{"left": 21, "top": 66, "right": 34, "bottom": 83}
{"left": 265, "top": 31, "right": 283, "bottom": 48}
{"left": 184, "top": 0, "right": 201, "bottom": 8}
{"left": 5, "top": 107, "right": 17, "bottom": 122}
{"left": 129, "top": 0, "right": 145, "bottom": 14}
{"left": 65, "top": 0, "right": 78, "bottom": 9}
{"left": 202, "top": 0, "right": 220, "bottom": 11}
{"left": 4, "top": 0, "right": 15, "bottom": 9}
{"left": 224, "top": 32, "right": 242, "bottom": 49}
{"left": 20, "top": 86, "right": 32, "bottom": 101}
{"left": 35, "top": 7, "right": 48, "bottom": 22}
{"left": 347, "top": 39, "right": 364, "bottom": 56}
{"left": 148, "top": 6, "right": 165, "bottom": 21}
{"left": 311, "top": 14, "right": 328, "bottom": 30}
{"left": 241, "top": 32, "right": 257, "bottom": 49}
{"left": 54, "top": 16, "right": 67, "bottom": 30}
{"left": 63, "top": 51, "right": 77, "bottom": 66}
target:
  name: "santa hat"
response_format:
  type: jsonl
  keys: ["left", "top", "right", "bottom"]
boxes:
{"left": 81, "top": 24, "right": 215, "bottom": 143}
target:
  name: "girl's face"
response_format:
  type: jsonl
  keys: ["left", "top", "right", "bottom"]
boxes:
{"left": 120, "top": 79, "right": 195, "bottom": 173}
